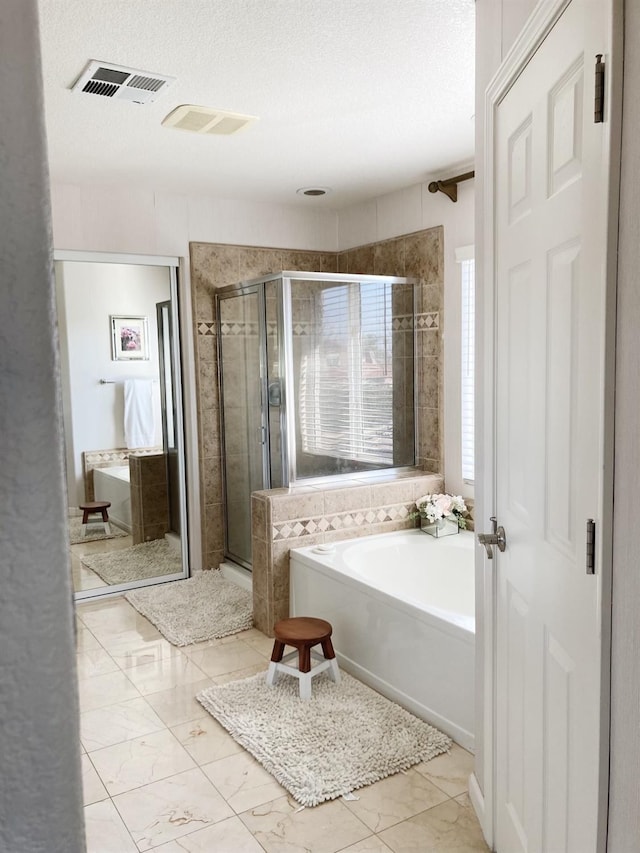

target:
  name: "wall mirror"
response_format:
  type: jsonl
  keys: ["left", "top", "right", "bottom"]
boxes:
{"left": 54, "top": 250, "right": 189, "bottom": 600}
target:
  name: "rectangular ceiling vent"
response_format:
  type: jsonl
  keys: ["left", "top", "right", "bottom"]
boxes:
{"left": 71, "top": 61, "right": 176, "bottom": 105}
{"left": 161, "top": 105, "right": 258, "bottom": 135}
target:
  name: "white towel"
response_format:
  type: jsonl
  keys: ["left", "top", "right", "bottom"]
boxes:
{"left": 124, "top": 379, "right": 155, "bottom": 448}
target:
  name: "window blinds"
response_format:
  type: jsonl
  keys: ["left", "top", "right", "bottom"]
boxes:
{"left": 299, "top": 282, "right": 394, "bottom": 464}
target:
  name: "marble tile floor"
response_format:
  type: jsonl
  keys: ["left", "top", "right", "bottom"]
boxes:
{"left": 76, "top": 595, "right": 489, "bottom": 852}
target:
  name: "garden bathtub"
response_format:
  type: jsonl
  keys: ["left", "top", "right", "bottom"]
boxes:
{"left": 289, "top": 528, "right": 475, "bottom": 748}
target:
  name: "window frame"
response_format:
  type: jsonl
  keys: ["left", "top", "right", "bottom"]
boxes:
{"left": 457, "top": 245, "right": 475, "bottom": 485}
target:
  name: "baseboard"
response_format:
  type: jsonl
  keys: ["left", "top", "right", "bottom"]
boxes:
{"left": 468, "top": 771, "right": 493, "bottom": 850}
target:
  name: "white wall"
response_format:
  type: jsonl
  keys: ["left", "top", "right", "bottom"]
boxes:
{"left": 0, "top": 2, "right": 84, "bottom": 850}
{"left": 52, "top": 183, "right": 338, "bottom": 257}
{"left": 56, "top": 261, "right": 169, "bottom": 505}
{"left": 338, "top": 177, "right": 475, "bottom": 497}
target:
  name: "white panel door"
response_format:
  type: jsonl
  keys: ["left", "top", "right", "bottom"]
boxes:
{"left": 493, "top": 1, "right": 612, "bottom": 851}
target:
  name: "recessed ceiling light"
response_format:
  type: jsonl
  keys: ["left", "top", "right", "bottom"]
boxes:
{"left": 296, "top": 187, "right": 332, "bottom": 197}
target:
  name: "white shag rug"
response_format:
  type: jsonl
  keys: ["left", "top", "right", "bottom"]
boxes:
{"left": 81, "top": 539, "right": 181, "bottom": 585}
{"left": 68, "top": 516, "right": 128, "bottom": 545}
{"left": 197, "top": 670, "right": 452, "bottom": 807}
{"left": 126, "top": 570, "right": 253, "bottom": 645}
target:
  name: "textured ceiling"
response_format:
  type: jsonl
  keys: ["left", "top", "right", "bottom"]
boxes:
{"left": 38, "top": 0, "right": 475, "bottom": 209}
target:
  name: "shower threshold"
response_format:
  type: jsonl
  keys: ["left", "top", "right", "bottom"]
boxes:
{"left": 219, "top": 560, "right": 252, "bottom": 592}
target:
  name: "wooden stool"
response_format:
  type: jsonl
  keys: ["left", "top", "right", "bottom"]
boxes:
{"left": 78, "top": 501, "right": 111, "bottom": 538}
{"left": 266, "top": 616, "right": 340, "bottom": 700}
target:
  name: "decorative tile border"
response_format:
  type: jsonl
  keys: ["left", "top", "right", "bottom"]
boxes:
{"left": 219, "top": 320, "right": 260, "bottom": 336}
{"left": 390, "top": 312, "right": 439, "bottom": 331}
{"left": 202, "top": 316, "right": 438, "bottom": 337}
{"left": 82, "top": 447, "right": 163, "bottom": 501}
{"left": 272, "top": 502, "right": 413, "bottom": 541}
{"left": 83, "top": 447, "right": 163, "bottom": 468}
{"left": 417, "top": 312, "right": 439, "bottom": 330}
{"left": 291, "top": 322, "right": 312, "bottom": 336}
{"left": 392, "top": 315, "right": 413, "bottom": 331}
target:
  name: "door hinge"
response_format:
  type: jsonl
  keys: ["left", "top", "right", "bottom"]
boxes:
{"left": 586, "top": 518, "right": 596, "bottom": 574}
{"left": 594, "top": 54, "right": 605, "bottom": 123}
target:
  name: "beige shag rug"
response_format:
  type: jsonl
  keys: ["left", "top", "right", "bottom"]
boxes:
{"left": 68, "top": 516, "right": 128, "bottom": 545}
{"left": 197, "top": 670, "right": 452, "bottom": 807}
{"left": 126, "top": 570, "right": 253, "bottom": 645}
{"left": 81, "top": 539, "right": 181, "bottom": 585}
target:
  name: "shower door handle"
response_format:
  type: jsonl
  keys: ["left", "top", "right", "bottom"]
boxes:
{"left": 259, "top": 426, "right": 267, "bottom": 446}
{"left": 268, "top": 380, "right": 282, "bottom": 406}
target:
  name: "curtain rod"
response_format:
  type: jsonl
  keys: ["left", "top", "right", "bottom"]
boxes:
{"left": 427, "top": 169, "right": 475, "bottom": 203}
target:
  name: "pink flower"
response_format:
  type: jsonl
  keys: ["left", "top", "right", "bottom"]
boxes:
{"left": 435, "top": 494, "right": 454, "bottom": 515}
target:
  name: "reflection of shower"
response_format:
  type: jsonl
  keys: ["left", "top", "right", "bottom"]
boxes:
{"left": 216, "top": 271, "right": 417, "bottom": 569}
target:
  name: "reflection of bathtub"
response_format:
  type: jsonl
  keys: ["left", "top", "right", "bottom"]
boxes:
{"left": 93, "top": 465, "right": 131, "bottom": 532}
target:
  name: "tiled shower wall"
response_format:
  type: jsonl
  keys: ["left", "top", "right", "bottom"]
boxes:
{"left": 337, "top": 228, "right": 444, "bottom": 473}
{"left": 190, "top": 245, "right": 339, "bottom": 570}
{"left": 190, "top": 227, "right": 444, "bottom": 572}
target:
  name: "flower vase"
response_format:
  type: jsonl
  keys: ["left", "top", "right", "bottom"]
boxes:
{"left": 420, "top": 516, "right": 460, "bottom": 538}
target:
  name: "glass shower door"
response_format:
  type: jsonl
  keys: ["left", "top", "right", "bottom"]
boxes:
{"left": 218, "top": 286, "right": 269, "bottom": 568}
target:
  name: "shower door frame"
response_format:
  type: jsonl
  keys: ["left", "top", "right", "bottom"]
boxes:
{"left": 217, "top": 282, "right": 284, "bottom": 569}
{"left": 278, "top": 270, "right": 418, "bottom": 487}
{"left": 217, "top": 270, "right": 420, "bottom": 569}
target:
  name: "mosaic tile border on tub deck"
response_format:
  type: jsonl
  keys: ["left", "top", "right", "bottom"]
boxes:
{"left": 272, "top": 502, "right": 415, "bottom": 541}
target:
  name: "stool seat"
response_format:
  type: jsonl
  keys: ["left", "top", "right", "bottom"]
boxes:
{"left": 78, "top": 501, "right": 111, "bottom": 537}
{"left": 266, "top": 616, "right": 340, "bottom": 699}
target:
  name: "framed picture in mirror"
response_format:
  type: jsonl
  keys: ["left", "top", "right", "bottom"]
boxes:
{"left": 110, "top": 315, "right": 149, "bottom": 361}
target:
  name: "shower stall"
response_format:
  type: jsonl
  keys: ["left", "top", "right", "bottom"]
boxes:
{"left": 216, "top": 271, "right": 417, "bottom": 569}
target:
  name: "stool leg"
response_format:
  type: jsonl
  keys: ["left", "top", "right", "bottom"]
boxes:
{"left": 299, "top": 644, "right": 312, "bottom": 673}
{"left": 270, "top": 640, "right": 286, "bottom": 663}
{"left": 266, "top": 639, "right": 286, "bottom": 688}
{"left": 299, "top": 671, "right": 312, "bottom": 700}
{"left": 327, "top": 657, "right": 341, "bottom": 684}
{"left": 265, "top": 661, "right": 279, "bottom": 687}
{"left": 321, "top": 636, "right": 340, "bottom": 683}
{"left": 321, "top": 637, "right": 336, "bottom": 660}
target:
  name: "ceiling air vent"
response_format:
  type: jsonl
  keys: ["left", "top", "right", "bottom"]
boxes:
{"left": 71, "top": 61, "right": 175, "bottom": 105}
{"left": 161, "top": 105, "right": 258, "bottom": 135}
